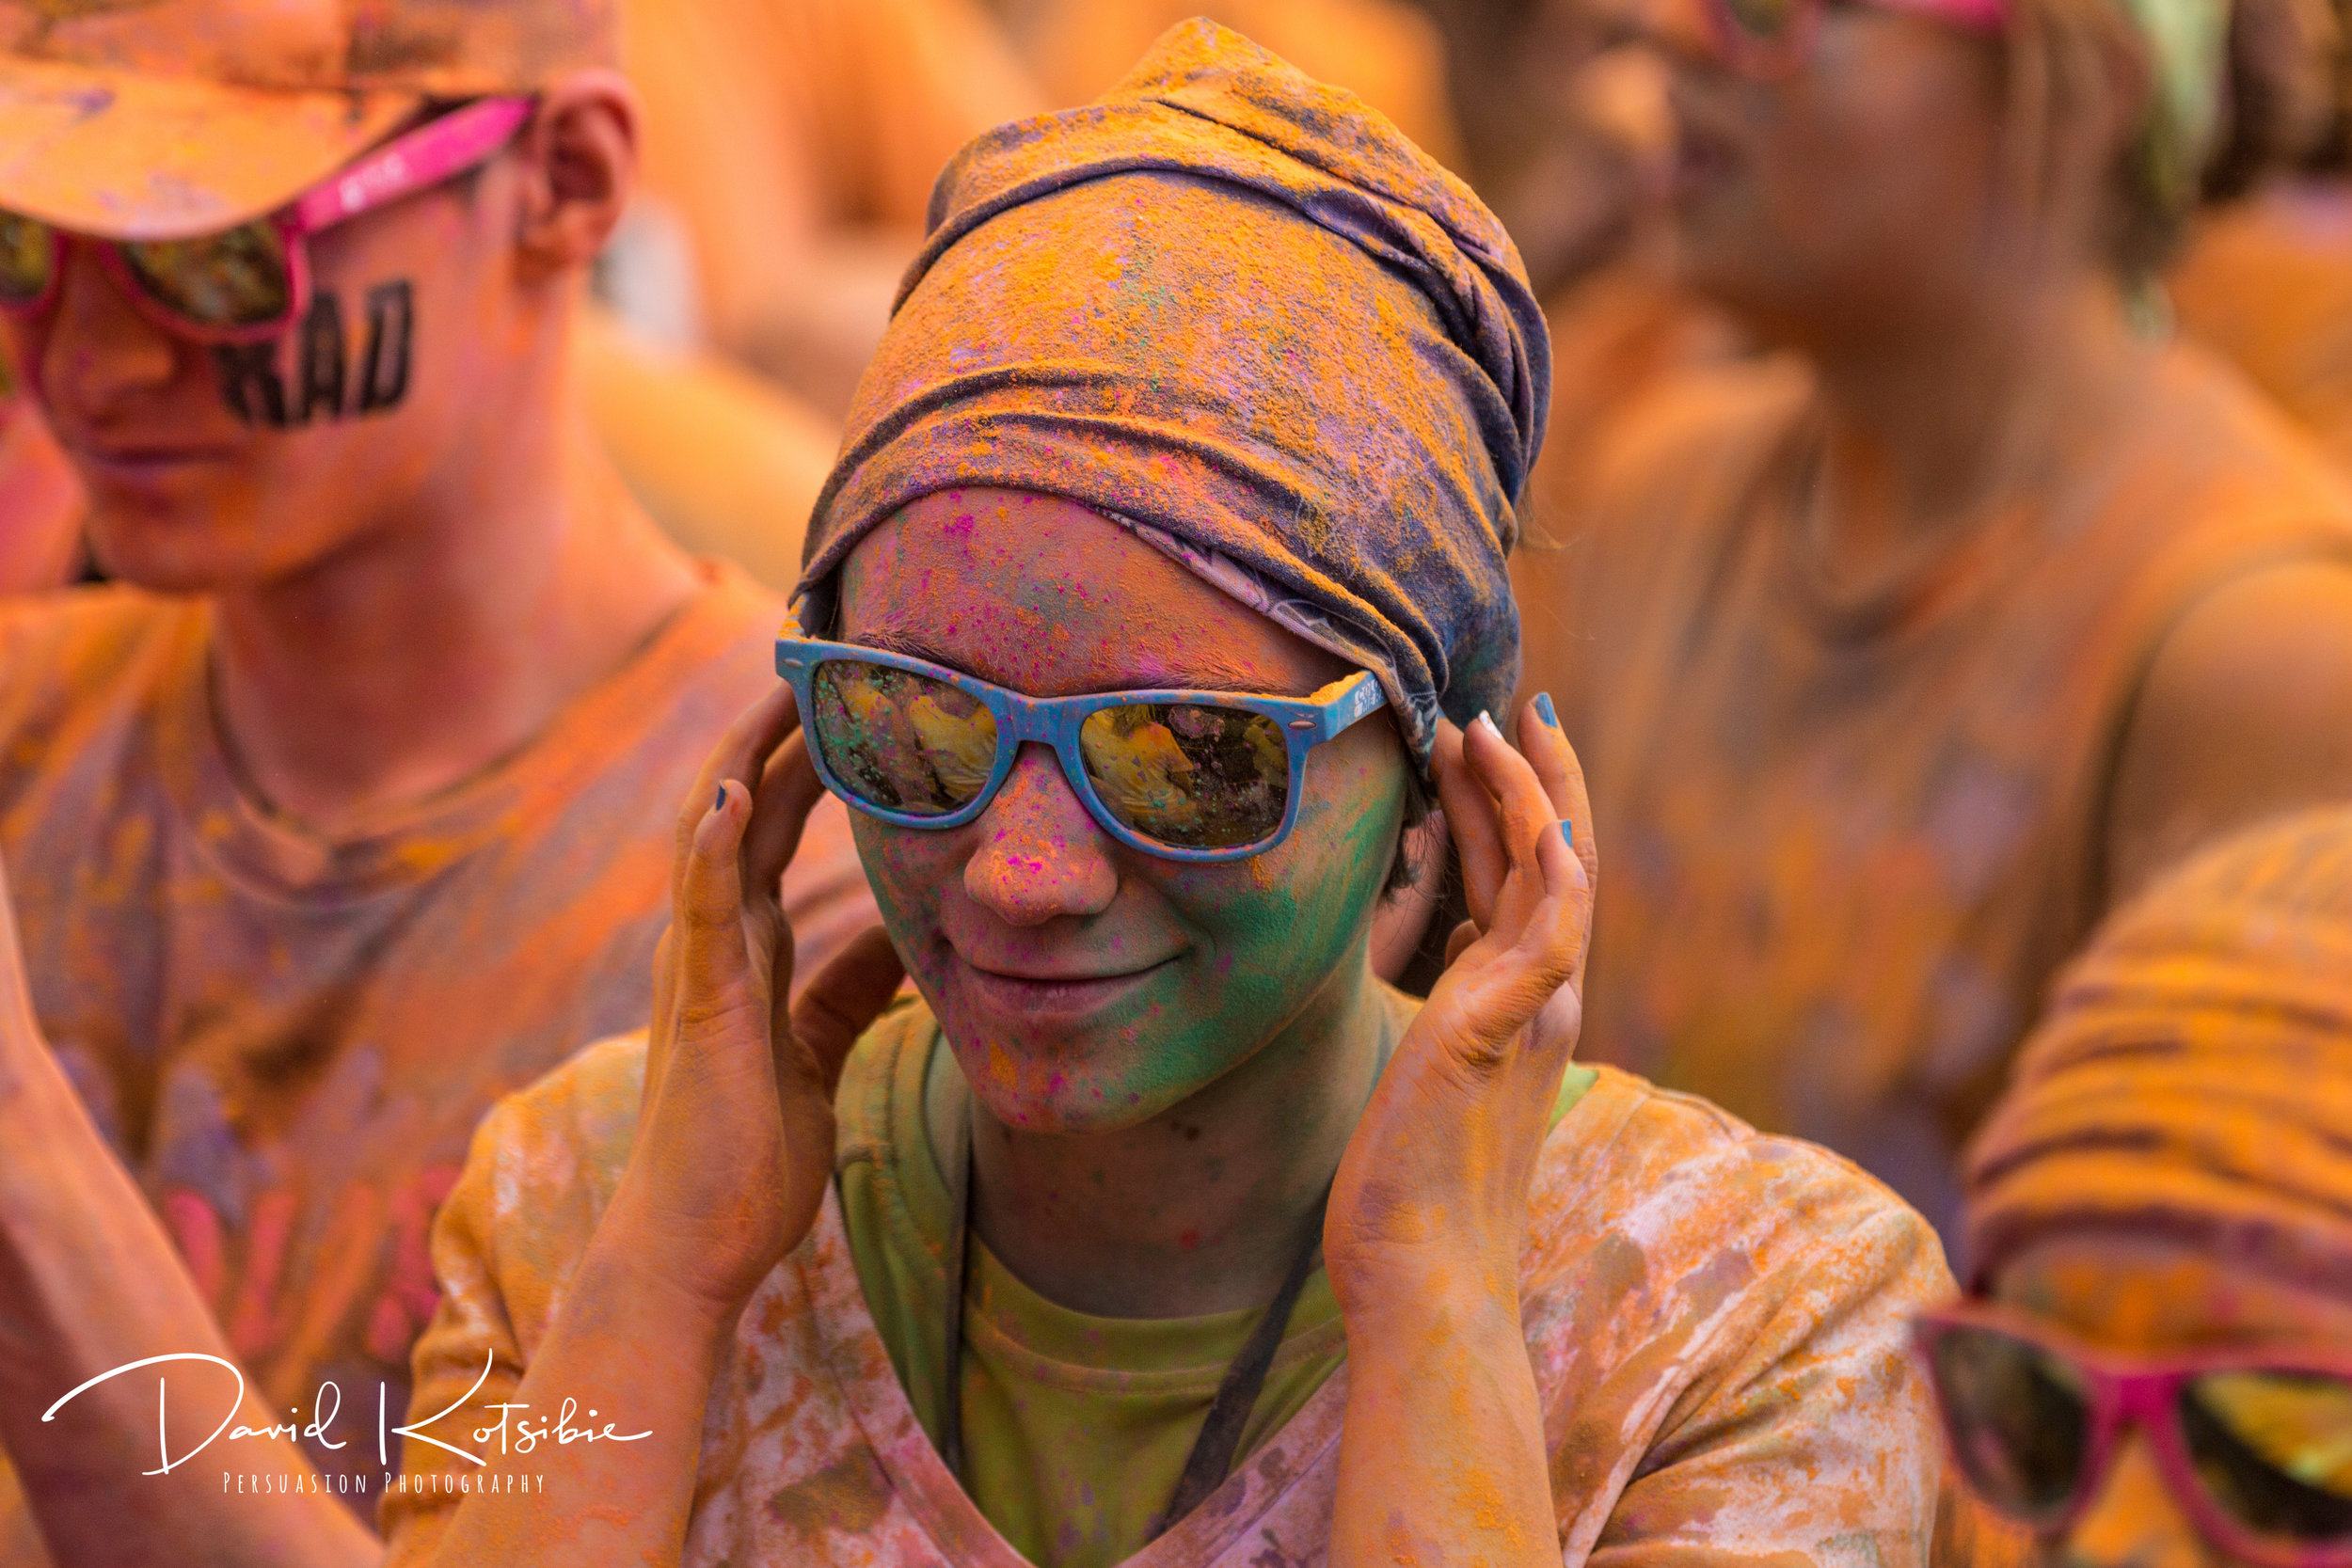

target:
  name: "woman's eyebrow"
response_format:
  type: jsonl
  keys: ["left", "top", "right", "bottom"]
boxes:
{"left": 844, "top": 628, "right": 1316, "bottom": 696}
{"left": 846, "top": 628, "right": 961, "bottom": 664}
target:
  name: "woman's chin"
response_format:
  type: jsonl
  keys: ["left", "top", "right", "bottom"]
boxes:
{"left": 964, "top": 1077, "right": 1171, "bottom": 1136}
{"left": 933, "top": 983, "right": 1200, "bottom": 1136}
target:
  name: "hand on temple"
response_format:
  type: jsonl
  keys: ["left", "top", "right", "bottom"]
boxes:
{"left": 1325, "top": 699, "right": 1597, "bottom": 1568}
{"left": 616, "top": 682, "right": 907, "bottom": 1327}
{"left": 419, "top": 687, "right": 904, "bottom": 1567}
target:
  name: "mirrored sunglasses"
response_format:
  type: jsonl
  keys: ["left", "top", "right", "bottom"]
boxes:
{"left": 774, "top": 636, "right": 1387, "bottom": 863}
{"left": 0, "top": 96, "right": 532, "bottom": 344}
{"left": 1703, "top": 0, "right": 2006, "bottom": 73}
{"left": 1916, "top": 1303, "right": 2352, "bottom": 1568}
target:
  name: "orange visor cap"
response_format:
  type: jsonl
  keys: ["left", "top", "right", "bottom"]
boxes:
{"left": 0, "top": 0, "right": 617, "bottom": 240}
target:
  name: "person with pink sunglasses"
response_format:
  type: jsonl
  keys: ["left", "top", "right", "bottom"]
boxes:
{"left": 1932, "top": 805, "right": 2352, "bottom": 1568}
{"left": 0, "top": 2, "right": 870, "bottom": 1565}
{"left": 1520, "top": 0, "right": 2352, "bottom": 1243}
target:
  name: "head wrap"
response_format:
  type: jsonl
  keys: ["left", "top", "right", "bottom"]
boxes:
{"left": 1963, "top": 807, "right": 2352, "bottom": 1296}
{"left": 791, "top": 19, "right": 1549, "bottom": 765}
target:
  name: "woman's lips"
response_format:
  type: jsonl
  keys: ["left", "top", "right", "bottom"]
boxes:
{"left": 954, "top": 957, "right": 1174, "bottom": 1020}
{"left": 72, "top": 443, "right": 239, "bottom": 489}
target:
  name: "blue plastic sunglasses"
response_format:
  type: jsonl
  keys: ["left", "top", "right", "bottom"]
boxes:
{"left": 775, "top": 637, "right": 1387, "bottom": 863}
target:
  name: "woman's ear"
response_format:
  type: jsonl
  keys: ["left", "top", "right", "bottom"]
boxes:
{"left": 506, "top": 69, "right": 640, "bottom": 284}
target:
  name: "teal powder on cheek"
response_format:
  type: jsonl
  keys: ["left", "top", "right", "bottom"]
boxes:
{"left": 842, "top": 813, "right": 941, "bottom": 991}
{"left": 1097, "top": 765, "right": 1406, "bottom": 1106}
{"left": 834, "top": 722, "right": 1406, "bottom": 1126}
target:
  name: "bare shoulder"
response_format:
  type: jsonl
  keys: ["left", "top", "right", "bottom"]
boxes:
{"left": 2108, "top": 559, "right": 2352, "bottom": 907}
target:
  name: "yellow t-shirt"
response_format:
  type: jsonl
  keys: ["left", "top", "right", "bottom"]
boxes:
{"left": 833, "top": 991, "right": 1597, "bottom": 1568}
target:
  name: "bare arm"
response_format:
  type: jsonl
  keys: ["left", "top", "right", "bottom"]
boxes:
{"left": 0, "top": 859, "right": 377, "bottom": 1568}
{"left": 2106, "top": 561, "right": 2352, "bottom": 906}
{"left": 1327, "top": 703, "right": 1597, "bottom": 1568}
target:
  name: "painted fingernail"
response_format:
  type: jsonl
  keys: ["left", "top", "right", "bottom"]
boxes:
{"left": 1476, "top": 709, "right": 1502, "bottom": 737}
{"left": 1534, "top": 692, "right": 1560, "bottom": 730}
{"left": 1560, "top": 817, "right": 1575, "bottom": 849}
{"left": 714, "top": 785, "right": 729, "bottom": 815}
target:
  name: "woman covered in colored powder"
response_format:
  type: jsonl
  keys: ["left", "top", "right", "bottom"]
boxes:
{"left": 1525, "top": 0, "right": 2352, "bottom": 1242}
{"left": 1929, "top": 806, "right": 2352, "bottom": 1568}
{"left": 382, "top": 24, "right": 1949, "bottom": 1568}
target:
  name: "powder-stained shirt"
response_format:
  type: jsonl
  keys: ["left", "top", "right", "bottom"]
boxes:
{"left": 0, "top": 561, "right": 874, "bottom": 1544}
{"left": 835, "top": 990, "right": 1596, "bottom": 1568}
{"left": 1538, "top": 344, "right": 2352, "bottom": 1245}
{"left": 381, "top": 1004, "right": 1950, "bottom": 1568}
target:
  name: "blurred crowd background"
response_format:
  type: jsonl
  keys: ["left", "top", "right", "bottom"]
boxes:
{"left": 9, "top": 0, "right": 2345, "bottom": 598}
{"left": 0, "top": 0, "right": 2275, "bottom": 596}
{"left": 7, "top": 0, "right": 2345, "bottom": 602}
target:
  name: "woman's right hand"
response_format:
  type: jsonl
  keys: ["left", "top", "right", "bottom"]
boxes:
{"left": 607, "top": 684, "right": 905, "bottom": 1327}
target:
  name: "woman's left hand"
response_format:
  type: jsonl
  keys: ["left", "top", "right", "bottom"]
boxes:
{"left": 1325, "top": 698, "right": 1596, "bottom": 1315}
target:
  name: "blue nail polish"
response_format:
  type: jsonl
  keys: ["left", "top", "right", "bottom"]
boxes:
{"left": 1560, "top": 817, "right": 1575, "bottom": 849}
{"left": 1534, "top": 691, "right": 1560, "bottom": 730}
{"left": 715, "top": 786, "right": 728, "bottom": 814}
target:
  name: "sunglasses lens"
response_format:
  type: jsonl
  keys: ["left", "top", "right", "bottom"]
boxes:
{"left": 119, "top": 223, "right": 291, "bottom": 330}
{"left": 1929, "top": 1324, "right": 2094, "bottom": 1528}
{"left": 1078, "top": 703, "right": 1289, "bottom": 850}
{"left": 1720, "top": 0, "right": 1802, "bottom": 40}
{"left": 0, "top": 212, "right": 53, "bottom": 305}
{"left": 810, "top": 660, "right": 999, "bottom": 818}
{"left": 2181, "top": 1372, "right": 2352, "bottom": 1544}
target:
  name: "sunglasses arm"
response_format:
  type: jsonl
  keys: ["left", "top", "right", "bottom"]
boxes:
{"left": 1300, "top": 673, "right": 1388, "bottom": 741}
{"left": 290, "top": 96, "right": 535, "bottom": 236}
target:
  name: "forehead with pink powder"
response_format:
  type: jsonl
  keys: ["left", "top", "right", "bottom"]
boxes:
{"left": 837, "top": 488, "right": 1350, "bottom": 697}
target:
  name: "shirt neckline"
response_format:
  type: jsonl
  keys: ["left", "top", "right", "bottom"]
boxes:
{"left": 153, "top": 560, "right": 761, "bottom": 905}
{"left": 799, "top": 1178, "right": 1356, "bottom": 1568}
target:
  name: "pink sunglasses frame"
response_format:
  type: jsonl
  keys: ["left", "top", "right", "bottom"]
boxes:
{"left": 0, "top": 95, "right": 534, "bottom": 345}
{"left": 1702, "top": 0, "right": 2007, "bottom": 75}
{"left": 1915, "top": 1300, "right": 2352, "bottom": 1568}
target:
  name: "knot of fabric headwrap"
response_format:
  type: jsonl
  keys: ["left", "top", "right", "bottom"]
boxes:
{"left": 792, "top": 19, "right": 1549, "bottom": 763}
{"left": 1963, "top": 807, "right": 2352, "bottom": 1295}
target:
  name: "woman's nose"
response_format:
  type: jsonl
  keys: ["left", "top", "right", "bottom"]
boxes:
{"left": 2059, "top": 1433, "right": 2211, "bottom": 1568}
{"left": 962, "top": 743, "right": 1120, "bottom": 926}
{"left": 40, "top": 240, "right": 185, "bottom": 415}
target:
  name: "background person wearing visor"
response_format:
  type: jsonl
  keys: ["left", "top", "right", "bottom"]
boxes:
{"left": 1521, "top": 0, "right": 2352, "bottom": 1243}
{"left": 0, "top": 1, "right": 870, "bottom": 1564}
{"left": 1933, "top": 806, "right": 2352, "bottom": 1568}
{"left": 385, "top": 26, "right": 1948, "bottom": 1568}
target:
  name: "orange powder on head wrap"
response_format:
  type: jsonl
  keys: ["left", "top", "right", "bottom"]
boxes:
{"left": 1963, "top": 806, "right": 2352, "bottom": 1293}
{"left": 793, "top": 19, "right": 1550, "bottom": 760}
